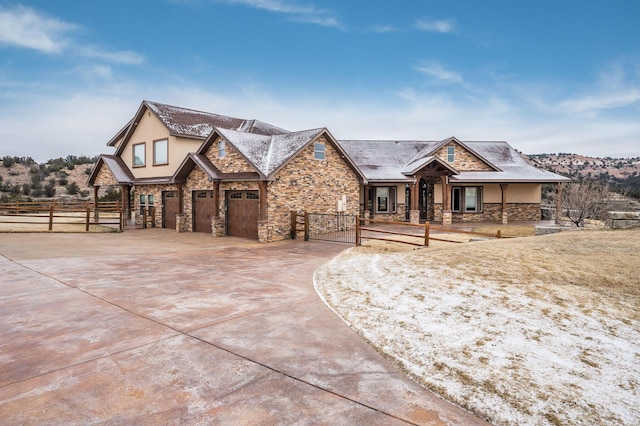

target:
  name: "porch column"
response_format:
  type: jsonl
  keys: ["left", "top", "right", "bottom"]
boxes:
{"left": 556, "top": 183, "right": 564, "bottom": 224}
{"left": 363, "top": 184, "right": 370, "bottom": 218}
{"left": 93, "top": 185, "right": 99, "bottom": 220}
{"left": 409, "top": 180, "right": 419, "bottom": 224}
{"left": 258, "top": 181, "right": 269, "bottom": 243}
{"left": 441, "top": 176, "right": 452, "bottom": 225}
{"left": 212, "top": 182, "right": 219, "bottom": 218}
{"left": 500, "top": 183, "right": 509, "bottom": 224}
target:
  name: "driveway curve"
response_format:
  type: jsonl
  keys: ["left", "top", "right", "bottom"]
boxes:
{"left": 0, "top": 230, "right": 489, "bottom": 425}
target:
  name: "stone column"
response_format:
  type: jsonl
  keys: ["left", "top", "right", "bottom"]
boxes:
{"left": 441, "top": 176, "right": 452, "bottom": 225}
{"left": 176, "top": 214, "right": 185, "bottom": 233}
{"left": 409, "top": 181, "right": 419, "bottom": 224}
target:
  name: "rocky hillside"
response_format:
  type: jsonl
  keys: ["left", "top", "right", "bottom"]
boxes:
{"left": 524, "top": 153, "right": 640, "bottom": 198}
{"left": 0, "top": 156, "right": 99, "bottom": 202}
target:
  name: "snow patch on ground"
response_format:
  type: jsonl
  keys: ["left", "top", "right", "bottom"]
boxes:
{"left": 314, "top": 248, "right": 640, "bottom": 426}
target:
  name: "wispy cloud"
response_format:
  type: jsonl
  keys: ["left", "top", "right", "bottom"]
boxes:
{"left": 372, "top": 25, "right": 399, "bottom": 34}
{"left": 416, "top": 61, "right": 463, "bottom": 84}
{"left": 223, "top": 0, "right": 341, "bottom": 27}
{"left": 416, "top": 18, "right": 455, "bottom": 33}
{"left": 0, "top": 5, "right": 76, "bottom": 53}
{"left": 0, "top": 5, "right": 144, "bottom": 66}
{"left": 79, "top": 47, "right": 145, "bottom": 65}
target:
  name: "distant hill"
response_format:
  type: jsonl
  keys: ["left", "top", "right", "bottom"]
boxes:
{"left": 2, "top": 152, "right": 640, "bottom": 202}
{"left": 0, "top": 155, "right": 104, "bottom": 202}
{"left": 523, "top": 153, "right": 640, "bottom": 199}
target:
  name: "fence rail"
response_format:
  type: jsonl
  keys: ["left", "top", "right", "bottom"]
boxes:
{"left": 0, "top": 201, "right": 123, "bottom": 232}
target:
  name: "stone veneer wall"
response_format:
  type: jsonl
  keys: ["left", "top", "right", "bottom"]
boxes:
{"left": 133, "top": 184, "right": 178, "bottom": 228}
{"left": 432, "top": 202, "right": 541, "bottom": 222}
{"left": 370, "top": 203, "right": 407, "bottom": 222}
{"left": 206, "top": 136, "right": 255, "bottom": 173}
{"left": 266, "top": 135, "right": 360, "bottom": 242}
{"left": 94, "top": 165, "right": 118, "bottom": 186}
{"left": 434, "top": 143, "right": 494, "bottom": 171}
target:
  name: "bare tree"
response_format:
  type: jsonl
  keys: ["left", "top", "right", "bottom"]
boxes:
{"left": 561, "top": 179, "right": 610, "bottom": 227}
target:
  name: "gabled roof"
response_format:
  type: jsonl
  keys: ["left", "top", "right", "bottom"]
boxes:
{"left": 111, "top": 100, "right": 288, "bottom": 155}
{"left": 402, "top": 156, "right": 459, "bottom": 176}
{"left": 87, "top": 155, "right": 135, "bottom": 186}
{"left": 172, "top": 153, "right": 261, "bottom": 183}
{"left": 197, "top": 127, "right": 366, "bottom": 181}
{"left": 337, "top": 138, "right": 571, "bottom": 183}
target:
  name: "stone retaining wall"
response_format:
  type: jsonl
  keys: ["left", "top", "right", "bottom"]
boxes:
{"left": 607, "top": 211, "right": 640, "bottom": 229}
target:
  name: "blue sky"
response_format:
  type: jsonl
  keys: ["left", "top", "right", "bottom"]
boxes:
{"left": 1, "top": 0, "right": 639, "bottom": 162}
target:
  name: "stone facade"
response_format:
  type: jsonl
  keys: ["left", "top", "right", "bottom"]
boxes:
{"left": 133, "top": 183, "right": 178, "bottom": 228}
{"left": 266, "top": 135, "right": 360, "bottom": 242}
{"left": 94, "top": 166, "right": 118, "bottom": 186}
{"left": 434, "top": 143, "right": 494, "bottom": 171}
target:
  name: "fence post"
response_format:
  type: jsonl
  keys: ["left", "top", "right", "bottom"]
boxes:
{"left": 424, "top": 221, "right": 430, "bottom": 247}
{"left": 290, "top": 210, "right": 297, "bottom": 239}
{"left": 86, "top": 206, "right": 90, "bottom": 232}
{"left": 496, "top": 230, "right": 501, "bottom": 238}
{"left": 355, "top": 215, "right": 361, "bottom": 246}
{"left": 48, "top": 205, "right": 54, "bottom": 231}
{"left": 304, "top": 212, "right": 309, "bottom": 241}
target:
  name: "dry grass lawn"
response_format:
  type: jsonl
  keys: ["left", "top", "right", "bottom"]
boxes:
{"left": 315, "top": 228, "right": 640, "bottom": 425}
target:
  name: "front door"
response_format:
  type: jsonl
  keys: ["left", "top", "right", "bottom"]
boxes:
{"left": 227, "top": 191, "right": 259, "bottom": 239}
{"left": 419, "top": 178, "right": 435, "bottom": 222}
{"left": 193, "top": 191, "right": 215, "bottom": 233}
{"left": 162, "top": 191, "right": 179, "bottom": 229}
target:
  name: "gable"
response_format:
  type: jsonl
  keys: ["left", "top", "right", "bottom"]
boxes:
{"left": 204, "top": 134, "right": 261, "bottom": 175}
{"left": 433, "top": 140, "right": 496, "bottom": 172}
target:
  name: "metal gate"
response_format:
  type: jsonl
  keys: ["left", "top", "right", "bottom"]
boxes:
{"left": 307, "top": 213, "right": 356, "bottom": 244}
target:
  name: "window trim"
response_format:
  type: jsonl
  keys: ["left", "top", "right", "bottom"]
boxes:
{"left": 153, "top": 138, "right": 168, "bottom": 166}
{"left": 374, "top": 186, "right": 397, "bottom": 214}
{"left": 218, "top": 140, "right": 226, "bottom": 158}
{"left": 447, "top": 146, "right": 455, "bottom": 163}
{"left": 314, "top": 142, "right": 325, "bottom": 160}
{"left": 451, "top": 186, "right": 483, "bottom": 213}
{"left": 133, "top": 143, "right": 146, "bottom": 167}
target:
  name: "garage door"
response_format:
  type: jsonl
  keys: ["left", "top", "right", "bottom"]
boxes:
{"left": 163, "top": 191, "right": 179, "bottom": 229}
{"left": 193, "top": 191, "right": 215, "bottom": 233}
{"left": 227, "top": 191, "right": 259, "bottom": 239}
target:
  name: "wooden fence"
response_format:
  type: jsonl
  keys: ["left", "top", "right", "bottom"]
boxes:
{"left": 0, "top": 201, "right": 123, "bottom": 232}
{"left": 355, "top": 216, "right": 507, "bottom": 247}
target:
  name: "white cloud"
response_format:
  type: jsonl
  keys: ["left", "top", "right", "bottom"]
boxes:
{"left": 223, "top": 0, "right": 341, "bottom": 27}
{"left": 415, "top": 61, "right": 463, "bottom": 84}
{"left": 0, "top": 5, "right": 76, "bottom": 53}
{"left": 372, "top": 25, "right": 398, "bottom": 33}
{"left": 78, "top": 46, "right": 145, "bottom": 65}
{"left": 416, "top": 18, "right": 455, "bottom": 33}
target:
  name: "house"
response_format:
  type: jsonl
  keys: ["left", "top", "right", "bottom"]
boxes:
{"left": 339, "top": 138, "right": 570, "bottom": 224}
{"left": 88, "top": 101, "right": 364, "bottom": 243}
{"left": 88, "top": 100, "right": 570, "bottom": 242}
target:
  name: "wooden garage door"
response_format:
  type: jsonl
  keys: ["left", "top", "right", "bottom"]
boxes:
{"left": 163, "top": 191, "right": 179, "bottom": 230}
{"left": 227, "top": 191, "right": 259, "bottom": 239}
{"left": 193, "top": 191, "right": 215, "bottom": 233}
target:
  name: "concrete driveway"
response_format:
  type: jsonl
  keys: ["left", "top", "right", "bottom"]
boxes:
{"left": 0, "top": 230, "right": 488, "bottom": 425}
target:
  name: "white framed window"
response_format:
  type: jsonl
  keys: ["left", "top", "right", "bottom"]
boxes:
{"left": 218, "top": 140, "right": 226, "bottom": 158}
{"left": 452, "top": 186, "right": 483, "bottom": 213}
{"left": 153, "top": 139, "right": 168, "bottom": 165}
{"left": 314, "top": 142, "right": 325, "bottom": 160}
{"left": 447, "top": 146, "right": 455, "bottom": 162}
{"left": 133, "top": 143, "right": 146, "bottom": 167}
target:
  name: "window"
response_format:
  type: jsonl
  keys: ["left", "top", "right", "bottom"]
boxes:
{"left": 218, "top": 140, "right": 226, "bottom": 158}
{"left": 447, "top": 146, "right": 455, "bottom": 162}
{"left": 451, "top": 186, "right": 483, "bottom": 213}
{"left": 139, "top": 194, "right": 146, "bottom": 215}
{"left": 133, "top": 143, "right": 146, "bottom": 167}
{"left": 314, "top": 142, "right": 325, "bottom": 160}
{"left": 153, "top": 139, "right": 168, "bottom": 165}
{"left": 375, "top": 186, "right": 397, "bottom": 213}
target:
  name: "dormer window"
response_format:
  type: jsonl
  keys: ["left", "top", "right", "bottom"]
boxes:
{"left": 447, "top": 146, "right": 455, "bottom": 162}
{"left": 314, "top": 142, "right": 325, "bottom": 160}
{"left": 218, "top": 140, "right": 226, "bottom": 158}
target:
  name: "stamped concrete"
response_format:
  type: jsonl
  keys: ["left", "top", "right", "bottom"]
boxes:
{"left": 0, "top": 230, "right": 489, "bottom": 425}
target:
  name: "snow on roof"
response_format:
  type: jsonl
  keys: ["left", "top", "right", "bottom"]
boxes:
{"left": 145, "top": 101, "right": 287, "bottom": 138}
{"left": 217, "top": 127, "right": 324, "bottom": 177}
{"left": 337, "top": 139, "right": 570, "bottom": 183}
